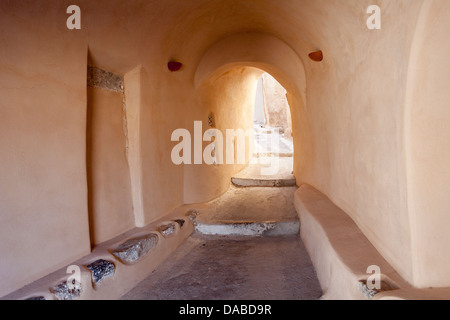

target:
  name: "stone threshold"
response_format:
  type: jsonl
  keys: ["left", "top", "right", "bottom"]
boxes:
{"left": 195, "top": 220, "right": 300, "bottom": 237}
{"left": 232, "top": 176, "right": 296, "bottom": 187}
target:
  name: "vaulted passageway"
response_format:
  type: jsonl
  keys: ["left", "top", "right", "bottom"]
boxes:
{"left": 1, "top": 0, "right": 450, "bottom": 300}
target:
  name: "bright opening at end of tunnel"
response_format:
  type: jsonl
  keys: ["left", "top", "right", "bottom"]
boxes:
{"left": 250, "top": 72, "right": 294, "bottom": 178}
{"left": 170, "top": 71, "right": 294, "bottom": 179}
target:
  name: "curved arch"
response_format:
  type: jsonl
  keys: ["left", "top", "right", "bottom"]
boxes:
{"left": 194, "top": 32, "right": 307, "bottom": 108}
{"left": 187, "top": 32, "right": 312, "bottom": 205}
{"left": 403, "top": 0, "right": 450, "bottom": 288}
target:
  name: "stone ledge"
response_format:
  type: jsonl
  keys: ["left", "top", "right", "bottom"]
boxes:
{"left": 295, "top": 184, "right": 450, "bottom": 300}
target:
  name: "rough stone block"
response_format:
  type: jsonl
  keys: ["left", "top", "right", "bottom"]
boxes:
{"left": 158, "top": 223, "right": 176, "bottom": 237}
{"left": 51, "top": 280, "right": 81, "bottom": 300}
{"left": 358, "top": 280, "right": 397, "bottom": 300}
{"left": 186, "top": 209, "right": 200, "bottom": 225}
{"left": 87, "top": 65, "right": 124, "bottom": 93}
{"left": 111, "top": 234, "right": 159, "bottom": 264}
{"left": 25, "top": 296, "right": 46, "bottom": 300}
{"left": 86, "top": 259, "right": 115, "bottom": 285}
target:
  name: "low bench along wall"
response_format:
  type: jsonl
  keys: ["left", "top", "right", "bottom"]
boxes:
{"left": 294, "top": 184, "right": 411, "bottom": 300}
{"left": 1, "top": 207, "right": 200, "bottom": 300}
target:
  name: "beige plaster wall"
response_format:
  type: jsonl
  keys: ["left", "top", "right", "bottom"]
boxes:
{"left": 137, "top": 67, "right": 185, "bottom": 225}
{"left": 183, "top": 67, "right": 260, "bottom": 204}
{"left": 404, "top": 0, "right": 450, "bottom": 288}
{"left": 123, "top": 66, "right": 145, "bottom": 227}
{"left": 0, "top": 1, "right": 91, "bottom": 296}
{"left": 292, "top": 1, "right": 423, "bottom": 285}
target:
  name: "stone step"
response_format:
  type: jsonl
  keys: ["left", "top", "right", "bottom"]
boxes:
{"left": 231, "top": 157, "right": 296, "bottom": 187}
{"left": 231, "top": 176, "right": 296, "bottom": 187}
{"left": 195, "top": 220, "right": 300, "bottom": 237}
{"left": 253, "top": 152, "right": 294, "bottom": 158}
{"left": 193, "top": 185, "right": 300, "bottom": 237}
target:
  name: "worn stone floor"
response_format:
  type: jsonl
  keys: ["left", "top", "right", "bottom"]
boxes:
{"left": 120, "top": 234, "right": 323, "bottom": 300}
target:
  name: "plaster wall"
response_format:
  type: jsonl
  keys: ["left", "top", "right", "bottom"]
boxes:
{"left": 137, "top": 67, "right": 186, "bottom": 225}
{"left": 404, "top": 0, "right": 450, "bottom": 287}
{"left": 183, "top": 67, "right": 259, "bottom": 204}
{"left": 123, "top": 66, "right": 145, "bottom": 226}
{"left": 0, "top": 1, "right": 91, "bottom": 296}
{"left": 280, "top": 0, "right": 424, "bottom": 285}
{"left": 81, "top": 2, "right": 188, "bottom": 226}
{"left": 87, "top": 86, "right": 134, "bottom": 245}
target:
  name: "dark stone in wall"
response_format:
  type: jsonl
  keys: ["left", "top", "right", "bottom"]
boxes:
{"left": 86, "top": 259, "right": 115, "bottom": 285}
{"left": 111, "top": 234, "right": 159, "bottom": 264}
{"left": 158, "top": 223, "right": 176, "bottom": 237}
{"left": 358, "top": 280, "right": 398, "bottom": 300}
{"left": 25, "top": 296, "right": 46, "bottom": 300}
{"left": 87, "top": 65, "right": 124, "bottom": 93}
{"left": 186, "top": 209, "right": 200, "bottom": 226}
{"left": 51, "top": 280, "right": 81, "bottom": 300}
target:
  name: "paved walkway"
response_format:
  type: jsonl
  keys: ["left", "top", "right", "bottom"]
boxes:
{"left": 120, "top": 234, "right": 322, "bottom": 300}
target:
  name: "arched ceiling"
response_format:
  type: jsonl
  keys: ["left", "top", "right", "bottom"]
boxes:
{"left": 79, "top": 0, "right": 359, "bottom": 76}
{"left": 194, "top": 32, "right": 306, "bottom": 103}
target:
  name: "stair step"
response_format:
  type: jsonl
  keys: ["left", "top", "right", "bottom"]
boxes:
{"left": 232, "top": 176, "right": 296, "bottom": 187}
{"left": 193, "top": 186, "right": 299, "bottom": 237}
{"left": 231, "top": 157, "right": 296, "bottom": 187}
{"left": 253, "top": 152, "right": 293, "bottom": 158}
{"left": 195, "top": 220, "right": 300, "bottom": 237}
